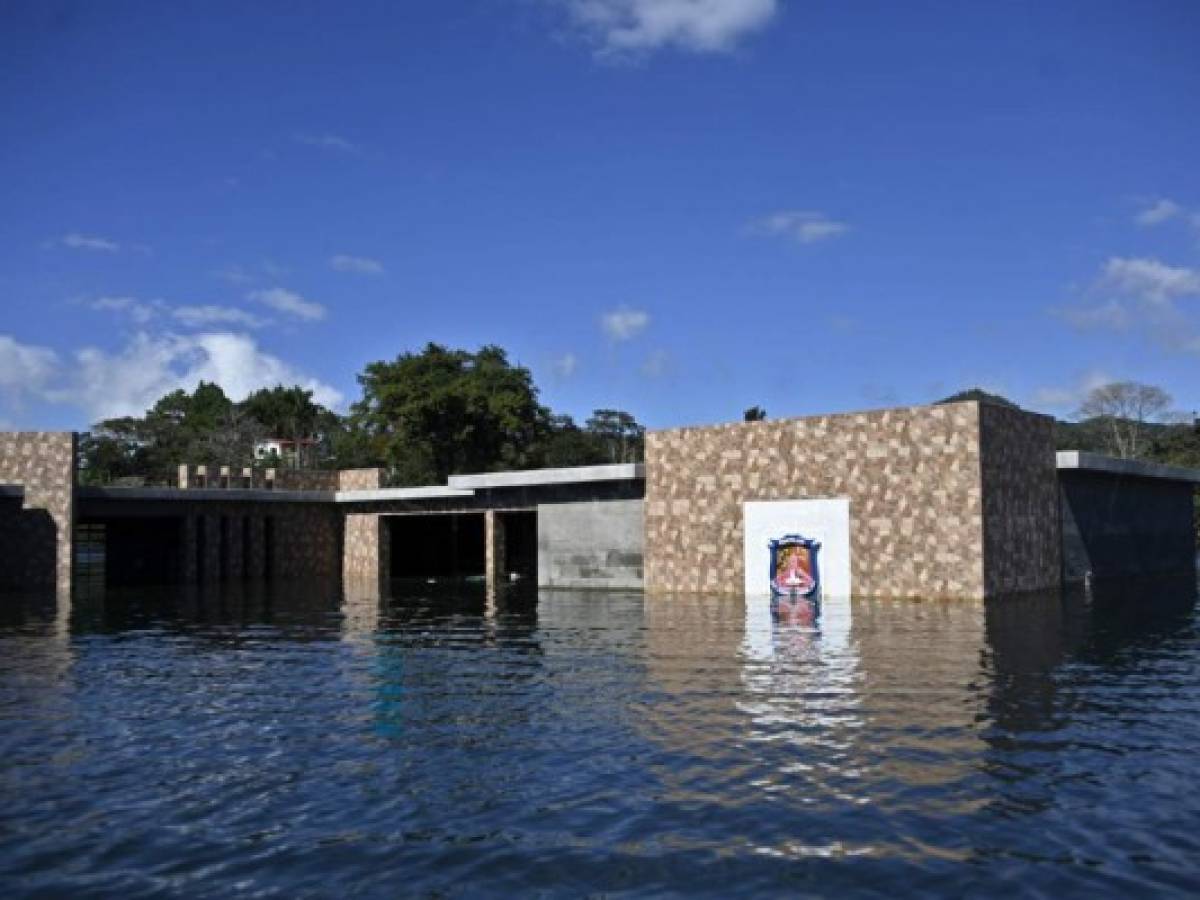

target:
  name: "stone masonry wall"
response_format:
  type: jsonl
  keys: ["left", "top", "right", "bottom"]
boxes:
{"left": 979, "top": 403, "right": 1062, "bottom": 595}
{"left": 338, "top": 468, "right": 383, "bottom": 491}
{"left": 343, "top": 513, "right": 389, "bottom": 582}
{"left": 77, "top": 497, "right": 341, "bottom": 582}
{"left": 644, "top": 403, "right": 988, "bottom": 599}
{"left": 0, "top": 432, "right": 76, "bottom": 592}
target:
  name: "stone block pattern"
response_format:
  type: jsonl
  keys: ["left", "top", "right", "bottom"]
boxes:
{"left": 177, "top": 464, "right": 341, "bottom": 492}
{"left": 338, "top": 468, "right": 383, "bottom": 491}
{"left": 276, "top": 469, "right": 340, "bottom": 491}
{"left": 0, "top": 432, "right": 76, "bottom": 592}
{"left": 644, "top": 403, "right": 987, "bottom": 599}
{"left": 979, "top": 404, "right": 1062, "bottom": 595}
{"left": 343, "top": 513, "right": 389, "bottom": 582}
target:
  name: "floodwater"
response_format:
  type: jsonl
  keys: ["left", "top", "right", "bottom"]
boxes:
{"left": 1, "top": 580, "right": 1199, "bottom": 897}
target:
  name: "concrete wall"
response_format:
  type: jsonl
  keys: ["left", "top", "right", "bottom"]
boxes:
{"left": 538, "top": 499, "right": 644, "bottom": 589}
{"left": 1060, "top": 471, "right": 1196, "bottom": 581}
{"left": 644, "top": 402, "right": 1062, "bottom": 600}
{"left": 0, "top": 432, "right": 76, "bottom": 592}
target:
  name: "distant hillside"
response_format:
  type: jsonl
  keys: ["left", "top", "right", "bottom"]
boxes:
{"left": 936, "top": 388, "right": 1019, "bottom": 409}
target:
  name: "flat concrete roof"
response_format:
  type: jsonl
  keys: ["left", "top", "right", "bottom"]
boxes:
{"left": 335, "top": 486, "right": 476, "bottom": 502}
{"left": 77, "top": 486, "right": 337, "bottom": 503}
{"left": 1056, "top": 451, "right": 1200, "bottom": 484}
{"left": 446, "top": 463, "right": 644, "bottom": 490}
{"left": 71, "top": 463, "right": 645, "bottom": 505}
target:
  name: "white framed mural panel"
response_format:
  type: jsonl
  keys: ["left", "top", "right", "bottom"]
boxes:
{"left": 743, "top": 498, "right": 851, "bottom": 598}
{"left": 742, "top": 499, "right": 852, "bottom": 659}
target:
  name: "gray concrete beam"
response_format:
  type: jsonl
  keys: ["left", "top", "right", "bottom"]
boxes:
{"left": 1057, "top": 451, "right": 1200, "bottom": 484}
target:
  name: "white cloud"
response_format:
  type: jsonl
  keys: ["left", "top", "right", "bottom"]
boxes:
{"left": 751, "top": 210, "right": 850, "bottom": 244}
{"left": 601, "top": 307, "right": 650, "bottom": 340}
{"left": 1135, "top": 198, "right": 1182, "bottom": 227}
{"left": 249, "top": 287, "right": 326, "bottom": 322}
{"left": 294, "top": 133, "right": 360, "bottom": 154}
{"left": 1052, "top": 298, "right": 1130, "bottom": 332}
{"left": 215, "top": 265, "right": 256, "bottom": 286}
{"left": 1052, "top": 257, "right": 1200, "bottom": 358}
{"left": 1, "top": 331, "right": 342, "bottom": 423}
{"left": 330, "top": 254, "right": 384, "bottom": 275}
{"left": 559, "top": 0, "right": 779, "bottom": 54}
{"left": 1099, "top": 256, "right": 1200, "bottom": 305}
{"left": 61, "top": 232, "right": 120, "bottom": 252}
{"left": 172, "top": 305, "right": 265, "bottom": 329}
{"left": 88, "top": 296, "right": 264, "bottom": 329}
{"left": 551, "top": 352, "right": 579, "bottom": 378}
{"left": 640, "top": 349, "right": 670, "bottom": 377}
{"left": 0, "top": 335, "right": 59, "bottom": 395}
{"left": 1031, "top": 370, "right": 1112, "bottom": 412}
{"left": 90, "top": 295, "right": 161, "bottom": 325}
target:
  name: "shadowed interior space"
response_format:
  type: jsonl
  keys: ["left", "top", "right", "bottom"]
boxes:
{"left": 0, "top": 496, "right": 56, "bottom": 590}
{"left": 500, "top": 510, "right": 537, "bottom": 579}
{"left": 389, "top": 513, "right": 485, "bottom": 579}
{"left": 80, "top": 516, "right": 184, "bottom": 587}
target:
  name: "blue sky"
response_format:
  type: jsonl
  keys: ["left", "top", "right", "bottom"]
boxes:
{"left": 2, "top": 0, "right": 1198, "bottom": 431}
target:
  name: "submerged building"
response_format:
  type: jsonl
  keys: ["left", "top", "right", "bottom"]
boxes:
{"left": 1, "top": 400, "right": 1196, "bottom": 600}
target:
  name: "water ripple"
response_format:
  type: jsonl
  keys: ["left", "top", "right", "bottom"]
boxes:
{"left": 1, "top": 583, "right": 1199, "bottom": 896}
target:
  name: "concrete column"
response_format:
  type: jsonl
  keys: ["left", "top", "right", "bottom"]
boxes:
{"left": 485, "top": 510, "right": 505, "bottom": 593}
{"left": 343, "top": 513, "right": 389, "bottom": 582}
{"left": 243, "top": 516, "right": 265, "bottom": 578}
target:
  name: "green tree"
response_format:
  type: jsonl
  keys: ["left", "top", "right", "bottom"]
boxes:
{"left": 240, "top": 385, "right": 339, "bottom": 468}
{"left": 743, "top": 405, "right": 767, "bottom": 422}
{"left": 350, "top": 343, "right": 551, "bottom": 484}
{"left": 585, "top": 408, "right": 645, "bottom": 464}
{"left": 537, "top": 414, "right": 609, "bottom": 468}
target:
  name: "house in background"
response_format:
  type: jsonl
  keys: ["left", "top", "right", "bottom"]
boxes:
{"left": 254, "top": 437, "right": 319, "bottom": 468}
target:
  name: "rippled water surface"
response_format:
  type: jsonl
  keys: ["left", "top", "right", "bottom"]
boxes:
{"left": 2, "top": 581, "right": 1199, "bottom": 897}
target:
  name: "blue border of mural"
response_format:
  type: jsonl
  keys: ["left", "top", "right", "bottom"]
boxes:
{"left": 768, "top": 534, "right": 822, "bottom": 598}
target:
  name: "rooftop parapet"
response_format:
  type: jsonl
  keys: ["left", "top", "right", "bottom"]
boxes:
{"left": 176, "top": 463, "right": 344, "bottom": 492}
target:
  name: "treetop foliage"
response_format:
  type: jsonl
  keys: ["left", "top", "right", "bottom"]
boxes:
{"left": 79, "top": 344, "right": 648, "bottom": 487}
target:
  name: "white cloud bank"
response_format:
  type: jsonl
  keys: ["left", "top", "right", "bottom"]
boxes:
{"left": 558, "top": 0, "right": 779, "bottom": 54}
{"left": 601, "top": 307, "right": 650, "bottom": 340}
{"left": 0, "top": 331, "right": 342, "bottom": 424}
{"left": 0, "top": 335, "right": 59, "bottom": 396}
{"left": 1053, "top": 256, "right": 1200, "bottom": 357}
{"left": 751, "top": 210, "right": 850, "bottom": 244}
{"left": 1099, "top": 256, "right": 1200, "bottom": 304}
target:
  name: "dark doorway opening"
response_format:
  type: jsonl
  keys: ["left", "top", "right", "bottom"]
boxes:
{"left": 389, "top": 513, "right": 485, "bottom": 579}
{"left": 501, "top": 511, "right": 537, "bottom": 580}
{"left": 82, "top": 516, "right": 184, "bottom": 587}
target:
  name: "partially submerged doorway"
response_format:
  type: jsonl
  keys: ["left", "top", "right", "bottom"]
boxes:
{"left": 389, "top": 512, "right": 485, "bottom": 580}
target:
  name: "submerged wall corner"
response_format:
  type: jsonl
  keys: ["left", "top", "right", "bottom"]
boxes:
{"left": 0, "top": 431, "right": 77, "bottom": 594}
{"left": 978, "top": 404, "right": 1062, "bottom": 597}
